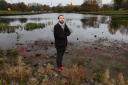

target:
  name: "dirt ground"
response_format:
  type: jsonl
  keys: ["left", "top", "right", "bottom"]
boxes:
{"left": 16, "top": 39, "right": 128, "bottom": 78}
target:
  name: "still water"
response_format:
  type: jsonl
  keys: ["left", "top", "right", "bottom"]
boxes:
{"left": 0, "top": 13, "right": 128, "bottom": 49}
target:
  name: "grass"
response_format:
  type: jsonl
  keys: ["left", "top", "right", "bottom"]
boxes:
{"left": 80, "top": 10, "right": 128, "bottom": 15}
{"left": 0, "top": 11, "right": 43, "bottom": 16}
{"left": 0, "top": 10, "right": 128, "bottom": 16}
{"left": 0, "top": 49, "right": 128, "bottom": 85}
{"left": 0, "top": 23, "right": 45, "bottom": 33}
{"left": 25, "top": 23, "right": 45, "bottom": 31}
{"left": 99, "top": 10, "right": 128, "bottom": 15}
{"left": 0, "top": 23, "right": 19, "bottom": 33}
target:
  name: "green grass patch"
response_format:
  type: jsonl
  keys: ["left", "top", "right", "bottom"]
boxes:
{"left": 0, "top": 80, "right": 2, "bottom": 85}
{"left": 0, "top": 23, "right": 19, "bottom": 33}
{"left": 81, "top": 10, "right": 128, "bottom": 15}
{"left": 24, "top": 23, "right": 45, "bottom": 30}
{"left": 0, "top": 23, "right": 45, "bottom": 33}
{"left": 0, "top": 23, "right": 18, "bottom": 30}
{"left": 0, "top": 11, "right": 43, "bottom": 16}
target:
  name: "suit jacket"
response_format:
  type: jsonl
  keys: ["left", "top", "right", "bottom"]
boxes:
{"left": 54, "top": 23, "right": 71, "bottom": 48}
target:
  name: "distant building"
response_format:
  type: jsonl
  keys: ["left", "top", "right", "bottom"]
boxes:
{"left": 70, "top": 0, "right": 73, "bottom": 5}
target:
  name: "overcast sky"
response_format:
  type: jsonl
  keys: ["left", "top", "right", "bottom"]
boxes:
{"left": 6, "top": 0, "right": 112, "bottom": 6}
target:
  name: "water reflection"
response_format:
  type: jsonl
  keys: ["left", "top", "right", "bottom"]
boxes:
{"left": 19, "top": 18, "right": 28, "bottom": 23}
{"left": 80, "top": 17, "right": 98, "bottom": 28}
{"left": 0, "top": 22, "right": 46, "bottom": 33}
{"left": 109, "top": 16, "right": 128, "bottom": 35}
{"left": 0, "top": 18, "right": 15, "bottom": 24}
{"left": 0, "top": 13, "right": 128, "bottom": 49}
{"left": 80, "top": 16, "right": 110, "bottom": 29}
{"left": 0, "top": 14, "right": 128, "bottom": 35}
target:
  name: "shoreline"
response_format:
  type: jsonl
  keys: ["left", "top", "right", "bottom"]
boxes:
{"left": 0, "top": 11, "right": 50, "bottom": 16}
{"left": 15, "top": 39, "right": 128, "bottom": 77}
{"left": 0, "top": 38, "right": 128, "bottom": 84}
{"left": 0, "top": 11, "right": 128, "bottom": 16}
{"left": 79, "top": 11, "right": 128, "bottom": 15}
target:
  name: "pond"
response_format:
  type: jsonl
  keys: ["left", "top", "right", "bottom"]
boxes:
{"left": 0, "top": 13, "right": 128, "bottom": 49}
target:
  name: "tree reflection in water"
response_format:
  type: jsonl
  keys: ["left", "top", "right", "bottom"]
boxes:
{"left": 80, "top": 15, "right": 128, "bottom": 35}
{"left": 109, "top": 16, "right": 128, "bottom": 35}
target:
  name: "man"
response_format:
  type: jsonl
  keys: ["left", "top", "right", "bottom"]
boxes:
{"left": 54, "top": 15, "right": 71, "bottom": 71}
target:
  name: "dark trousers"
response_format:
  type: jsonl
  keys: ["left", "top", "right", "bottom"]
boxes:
{"left": 56, "top": 46, "right": 66, "bottom": 68}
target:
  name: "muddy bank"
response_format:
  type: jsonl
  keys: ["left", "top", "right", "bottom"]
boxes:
{"left": 15, "top": 38, "right": 128, "bottom": 78}
{"left": 0, "top": 38, "right": 128, "bottom": 84}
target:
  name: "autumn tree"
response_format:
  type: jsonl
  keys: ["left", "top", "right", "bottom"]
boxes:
{"left": 113, "top": 0, "right": 122, "bottom": 10}
{"left": 0, "top": 0, "right": 8, "bottom": 10}
{"left": 81, "top": 0, "right": 99, "bottom": 12}
{"left": 121, "top": 0, "right": 128, "bottom": 10}
{"left": 63, "top": 5, "right": 80, "bottom": 12}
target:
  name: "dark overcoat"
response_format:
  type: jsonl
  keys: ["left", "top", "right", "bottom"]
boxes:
{"left": 54, "top": 23, "right": 71, "bottom": 48}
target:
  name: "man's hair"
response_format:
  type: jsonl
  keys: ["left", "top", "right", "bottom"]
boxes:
{"left": 58, "top": 15, "right": 64, "bottom": 19}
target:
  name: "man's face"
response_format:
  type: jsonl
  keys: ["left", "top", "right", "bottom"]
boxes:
{"left": 58, "top": 16, "right": 64, "bottom": 24}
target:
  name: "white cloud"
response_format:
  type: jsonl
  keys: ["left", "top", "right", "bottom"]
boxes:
{"left": 102, "top": 0, "right": 112, "bottom": 4}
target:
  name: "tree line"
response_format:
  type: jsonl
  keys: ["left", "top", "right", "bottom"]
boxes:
{"left": 0, "top": 0, "right": 50, "bottom": 12}
{"left": 0, "top": 0, "right": 127, "bottom": 12}
{"left": 113, "top": 0, "right": 128, "bottom": 10}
